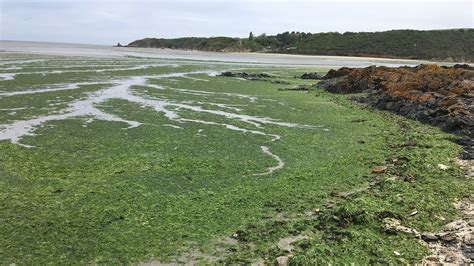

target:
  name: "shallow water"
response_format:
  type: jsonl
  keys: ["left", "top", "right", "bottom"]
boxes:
{"left": 254, "top": 146, "right": 285, "bottom": 176}
{"left": 0, "top": 60, "right": 321, "bottom": 175}
{"left": 0, "top": 41, "right": 425, "bottom": 67}
{"left": 0, "top": 73, "right": 16, "bottom": 80}
{"left": 1, "top": 69, "right": 315, "bottom": 137}
{"left": 0, "top": 43, "right": 394, "bottom": 175}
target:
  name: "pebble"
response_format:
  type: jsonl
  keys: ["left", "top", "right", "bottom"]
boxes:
{"left": 275, "top": 256, "right": 289, "bottom": 266}
{"left": 437, "top": 164, "right": 449, "bottom": 170}
{"left": 421, "top": 233, "right": 439, "bottom": 242}
{"left": 439, "top": 232, "right": 457, "bottom": 242}
{"left": 372, "top": 166, "right": 387, "bottom": 174}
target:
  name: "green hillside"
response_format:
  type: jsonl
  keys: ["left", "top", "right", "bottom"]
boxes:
{"left": 128, "top": 29, "right": 474, "bottom": 62}
{"left": 127, "top": 37, "right": 250, "bottom": 52}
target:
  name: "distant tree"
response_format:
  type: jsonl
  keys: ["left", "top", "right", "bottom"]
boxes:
{"left": 277, "top": 32, "right": 290, "bottom": 45}
{"left": 249, "top": 32, "right": 254, "bottom": 41}
{"left": 255, "top": 33, "right": 273, "bottom": 47}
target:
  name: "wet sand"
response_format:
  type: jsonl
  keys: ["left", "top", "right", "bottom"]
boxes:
{"left": 1, "top": 40, "right": 426, "bottom": 67}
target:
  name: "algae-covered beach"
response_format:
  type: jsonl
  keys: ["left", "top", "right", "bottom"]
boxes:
{"left": 0, "top": 43, "right": 472, "bottom": 264}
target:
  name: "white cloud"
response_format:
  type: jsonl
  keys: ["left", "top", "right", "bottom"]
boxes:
{"left": 0, "top": 0, "right": 472, "bottom": 44}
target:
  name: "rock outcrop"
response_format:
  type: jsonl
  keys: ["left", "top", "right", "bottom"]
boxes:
{"left": 218, "top": 72, "right": 272, "bottom": 80}
{"left": 300, "top": 72, "right": 324, "bottom": 79}
{"left": 317, "top": 64, "right": 473, "bottom": 159}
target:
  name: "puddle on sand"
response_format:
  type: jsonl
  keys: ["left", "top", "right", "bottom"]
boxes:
{"left": 0, "top": 82, "right": 111, "bottom": 97}
{"left": 0, "top": 73, "right": 16, "bottom": 80}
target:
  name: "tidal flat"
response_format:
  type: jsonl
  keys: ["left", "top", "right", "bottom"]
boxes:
{"left": 0, "top": 50, "right": 471, "bottom": 264}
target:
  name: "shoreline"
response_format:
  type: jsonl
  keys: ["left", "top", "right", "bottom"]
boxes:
{"left": 1, "top": 40, "right": 435, "bottom": 67}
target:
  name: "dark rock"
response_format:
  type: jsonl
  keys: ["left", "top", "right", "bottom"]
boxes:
{"left": 351, "top": 119, "right": 368, "bottom": 123}
{"left": 466, "top": 252, "right": 474, "bottom": 260}
{"left": 278, "top": 85, "right": 311, "bottom": 91}
{"left": 421, "top": 233, "right": 439, "bottom": 242}
{"left": 453, "top": 137, "right": 473, "bottom": 159}
{"left": 452, "top": 64, "right": 474, "bottom": 70}
{"left": 300, "top": 72, "right": 324, "bottom": 79}
{"left": 271, "top": 80, "right": 291, "bottom": 85}
{"left": 219, "top": 71, "right": 237, "bottom": 77}
{"left": 385, "top": 101, "right": 395, "bottom": 110}
{"left": 444, "top": 256, "right": 455, "bottom": 263}
{"left": 439, "top": 232, "right": 457, "bottom": 242}
{"left": 218, "top": 71, "right": 272, "bottom": 79}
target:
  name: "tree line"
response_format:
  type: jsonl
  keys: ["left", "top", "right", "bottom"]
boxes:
{"left": 127, "top": 29, "right": 474, "bottom": 62}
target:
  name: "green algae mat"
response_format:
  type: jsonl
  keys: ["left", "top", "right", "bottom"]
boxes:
{"left": 0, "top": 54, "right": 472, "bottom": 264}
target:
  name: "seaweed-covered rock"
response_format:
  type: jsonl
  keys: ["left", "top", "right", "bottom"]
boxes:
{"left": 444, "top": 64, "right": 474, "bottom": 71}
{"left": 218, "top": 72, "right": 272, "bottom": 79}
{"left": 300, "top": 72, "right": 324, "bottom": 79}
{"left": 271, "top": 80, "right": 290, "bottom": 85}
{"left": 317, "top": 64, "right": 474, "bottom": 158}
{"left": 278, "top": 85, "right": 311, "bottom": 91}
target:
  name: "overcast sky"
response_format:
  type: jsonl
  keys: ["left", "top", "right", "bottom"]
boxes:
{"left": 1, "top": 0, "right": 472, "bottom": 45}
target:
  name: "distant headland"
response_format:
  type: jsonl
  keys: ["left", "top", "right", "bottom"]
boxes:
{"left": 127, "top": 29, "right": 474, "bottom": 62}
